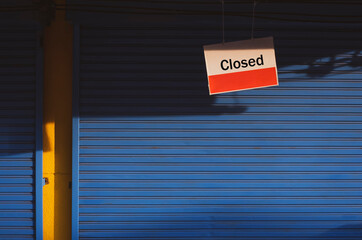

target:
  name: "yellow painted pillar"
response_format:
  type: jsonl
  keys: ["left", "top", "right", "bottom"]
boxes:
{"left": 43, "top": 0, "right": 73, "bottom": 239}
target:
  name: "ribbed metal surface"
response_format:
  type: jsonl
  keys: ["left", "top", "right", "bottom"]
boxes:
{"left": 0, "top": 26, "right": 38, "bottom": 240}
{"left": 75, "top": 2, "right": 362, "bottom": 239}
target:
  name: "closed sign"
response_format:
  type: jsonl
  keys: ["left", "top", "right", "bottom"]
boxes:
{"left": 203, "top": 37, "right": 278, "bottom": 95}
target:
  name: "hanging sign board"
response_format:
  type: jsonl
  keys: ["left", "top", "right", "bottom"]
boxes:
{"left": 203, "top": 37, "right": 278, "bottom": 95}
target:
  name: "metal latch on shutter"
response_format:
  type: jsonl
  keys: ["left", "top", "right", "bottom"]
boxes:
{"left": 42, "top": 177, "right": 49, "bottom": 186}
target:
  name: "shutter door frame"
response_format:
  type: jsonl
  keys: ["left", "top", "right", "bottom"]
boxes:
{"left": 35, "top": 26, "right": 43, "bottom": 240}
{"left": 72, "top": 24, "right": 80, "bottom": 240}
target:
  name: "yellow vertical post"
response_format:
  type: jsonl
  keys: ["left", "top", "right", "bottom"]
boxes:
{"left": 43, "top": 0, "right": 73, "bottom": 239}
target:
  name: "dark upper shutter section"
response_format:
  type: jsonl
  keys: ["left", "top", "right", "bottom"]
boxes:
{"left": 0, "top": 1, "right": 41, "bottom": 24}
{"left": 66, "top": 1, "right": 362, "bottom": 24}
{"left": 72, "top": 1, "right": 362, "bottom": 240}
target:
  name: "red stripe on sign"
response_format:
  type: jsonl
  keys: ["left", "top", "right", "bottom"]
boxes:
{"left": 208, "top": 67, "right": 278, "bottom": 94}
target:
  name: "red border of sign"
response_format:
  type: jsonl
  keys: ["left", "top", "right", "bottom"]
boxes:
{"left": 208, "top": 67, "right": 278, "bottom": 95}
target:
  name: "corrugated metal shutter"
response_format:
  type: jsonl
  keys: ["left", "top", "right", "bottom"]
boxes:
{"left": 0, "top": 25, "right": 42, "bottom": 240}
{"left": 72, "top": 2, "right": 362, "bottom": 239}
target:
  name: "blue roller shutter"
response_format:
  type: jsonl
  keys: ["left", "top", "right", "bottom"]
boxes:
{"left": 0, "top": 25, "right": 43, "bottom": 240}
{"left": 72, "top": 2, "right": 362, "bottom": 240}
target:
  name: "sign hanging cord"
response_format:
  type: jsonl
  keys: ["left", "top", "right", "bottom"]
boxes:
{"left": 251, "top": 0, "right": 257, "bottom": 39}
{"left": 221, "top": 0, "right": 225, "bottom": 44}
